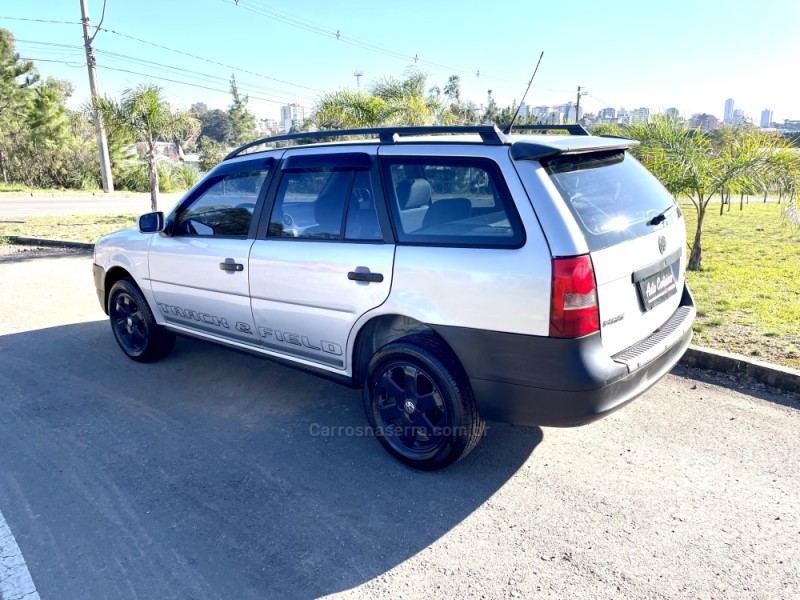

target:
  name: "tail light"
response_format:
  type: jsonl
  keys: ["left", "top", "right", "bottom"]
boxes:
{"left": 550, "top": 255, "right": 599, "bottom": 338}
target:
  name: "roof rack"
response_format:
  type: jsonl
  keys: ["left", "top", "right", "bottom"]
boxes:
{"left": 223, "top": 123, "right": 593, "bottom": 161}
{"left": 506, "top": 124, "right": 590, "bottom": 136}
{"left": 224, "top": 125, "right": 509, "bottom": 160}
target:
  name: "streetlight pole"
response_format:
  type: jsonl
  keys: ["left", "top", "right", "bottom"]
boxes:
{"left": 79, "top": 0, "right": 114, "bottom": 192}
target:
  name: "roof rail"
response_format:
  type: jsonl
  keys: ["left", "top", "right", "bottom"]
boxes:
{"left": 223, "top": 125, "right": 508, "bottom": 160}
{"left": 506, "top": 124, "right": 590, "bottom": 136}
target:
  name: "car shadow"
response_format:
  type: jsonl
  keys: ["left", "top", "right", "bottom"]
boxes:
{"left": 0, "top": 321, "right": 542, "bottom": 600}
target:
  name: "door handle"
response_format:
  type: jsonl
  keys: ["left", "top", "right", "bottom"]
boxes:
{"left": 219, "top": 259, "right": 244, "bottom": 272}
{"left": 348, "top": 270, "right": 384, "bottom": 283}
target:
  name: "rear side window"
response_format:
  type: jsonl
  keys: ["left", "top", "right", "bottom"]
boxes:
{"left": 545, "top": 151, "right": 677, "bottom": 251}
{"left": 381, "top": 157, "right": 524, "bottom": 247}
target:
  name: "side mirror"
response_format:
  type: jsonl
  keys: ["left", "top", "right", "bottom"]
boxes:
{"left": 137, "top": 211, "right": 165, "bottom": 233}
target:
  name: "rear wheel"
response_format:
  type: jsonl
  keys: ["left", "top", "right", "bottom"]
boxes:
{"left": 108, "top": 279, "right": 175, "bottom": 362}
{"left": 363, "top": 335, "right": 484, "bottom": 470}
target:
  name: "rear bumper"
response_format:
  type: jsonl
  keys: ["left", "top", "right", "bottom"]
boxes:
{"left": 93, "top": 263, "right": 106, "bottom": 313}
{"left": 433, "top": 284, "right": 695, "bottom": 427}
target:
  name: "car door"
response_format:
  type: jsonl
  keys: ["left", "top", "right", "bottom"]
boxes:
{"left": 147, "top": 157, "right": 275, "bottom": 345}
{"left": 248, "top": 147, "right": 395, "bottom": 370}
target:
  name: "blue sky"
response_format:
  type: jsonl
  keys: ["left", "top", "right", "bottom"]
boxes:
{"left": 3, "top": 0, "right": 798, "bottom": 123}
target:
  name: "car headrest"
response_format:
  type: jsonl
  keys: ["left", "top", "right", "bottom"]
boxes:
{"left": 396, "top": 178, "right": 431, "bottom": 210}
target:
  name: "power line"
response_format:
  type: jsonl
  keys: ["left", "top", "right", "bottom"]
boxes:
{"left": 20, "top": 55, "right": 312, "bottom": 109}
{"left": 94, "top": 48, "right": 316, "bottom": 102}
{"left": 223, "top": 0, "right": 526, "bottom": 85}
{"left": 97, "top": 26, "right": 323, "bottom": 93}
{"left": 4, "top": 15, "right": 324, "bottom": 96}
{"left": 0, "top": 16, "right": 81, "bottom": 25}
{"left": 19, "top": 56, "right": 85, "bottom": 68}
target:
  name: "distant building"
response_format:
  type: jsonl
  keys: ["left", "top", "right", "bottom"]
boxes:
{"left": 664, "top": 107, "right": 681, "bottom": 120}
{"left": 616, "top": 108, "right": 631, "bottom": 126}
{"left": 598, "top": 107, "right": 616, "bottom": 121}
{"left": 732, "top": 108, "right": 746, "bottom": 125}
{"left": 191, "top": 102, "right": 208, "bottom": 114}
{"left": 760, "top": 109, "right": 773, "bottom": 128}
{"left": 632, "top": 107, "right": 650, "bottom": 124}
{"left": 280, "top": 103, "right": 306, "bottom": 133}
{"left": 688, "top": 113, "right": 720, "bottom": 131}
{"left": 518, "top": 103, "right": 529, "bottom": 119}
{"left": 724, "top": 98, "right": 735, "bottom": 124}
{"left": 257, "top": 118, "right": 281, "bottom": 136}
{"left": 531, "top": 105, "right": 560, "bottom": 124}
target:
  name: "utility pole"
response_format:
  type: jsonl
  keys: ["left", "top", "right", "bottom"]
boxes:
{"left": 575, "top": 85, "right": 588, "bottom": 124}
{"left": 80, "top": 0, "right": 114, "bottom": 192}
{"left": 353, "top": 70, "right": 363, "bottom": 92}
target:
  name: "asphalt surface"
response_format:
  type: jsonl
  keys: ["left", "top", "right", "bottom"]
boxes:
{"left": 0, "top": 193, "right": 182, "bottom": 217}
{"left": 0, "top": 250, "right": 798, "bottom": 600}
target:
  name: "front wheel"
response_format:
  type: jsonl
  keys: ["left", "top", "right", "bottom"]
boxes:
{"left": 108, "top": 279, "right": 175, "bottom": 362}
{"left": 363, "top": 335, "right": 485, "bottom": 470}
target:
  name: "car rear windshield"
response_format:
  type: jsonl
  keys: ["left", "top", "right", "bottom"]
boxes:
{"left": 545, "top": 151, "right": 677, "bottom": 251}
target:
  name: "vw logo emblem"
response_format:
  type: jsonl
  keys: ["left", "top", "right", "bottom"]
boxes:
{"left": 404, "top": 400, "right": 416, "bottom": 414}
{"left": 658, "top": 235, "right": 667, "bottom": 255}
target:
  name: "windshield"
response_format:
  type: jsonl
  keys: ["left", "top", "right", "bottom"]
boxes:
{"left": 545, "top": 151, "right": 677, "bottom": 251}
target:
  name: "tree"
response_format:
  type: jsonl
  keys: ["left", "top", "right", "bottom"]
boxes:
{"left": 96, "top": 84, "right": 199, "bottom": 211}
{"left": 197, "top": 136, "right": 225, "bottom": 171}
{"left": 228, "top": 75, "right": 256, "bottom": 145}
{"left": 310, "top": 69, "right": 442, "bottom": 130}
{"left": 482, "top": 90, "right": 500, "bottom": 125}
{"left": 0, "top": 28, "right": 39, "bottom": 183}
{"left": 198, "top": 108, "right": 232, "bottom": 144}
{"left": 626, "top": 117, "right": 789, "bottom": 270}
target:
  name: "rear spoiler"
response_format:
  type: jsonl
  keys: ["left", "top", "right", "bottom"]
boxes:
{"left": 510, "top": 137, "right": 639, "bottom": 161}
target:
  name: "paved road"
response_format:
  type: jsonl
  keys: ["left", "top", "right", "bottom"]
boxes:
{"left": 0, "top": 193, "right": 182, "bottom": 217}
{"left": 0, "top": 251, "right": 797, "bottom": 599}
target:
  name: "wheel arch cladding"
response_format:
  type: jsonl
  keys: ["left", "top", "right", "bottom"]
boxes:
{"left": 351, "top": 314, "right": 460, "bottom": 387}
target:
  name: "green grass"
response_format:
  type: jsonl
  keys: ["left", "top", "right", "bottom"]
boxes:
{"left": 0, "top": 183, "right": 34, "bottom": 193}
{"left": 682, "top": 202, "right": 800, "bottom": 369}
{"left": 0, "top": 214, "right": 137, "bottom": 243}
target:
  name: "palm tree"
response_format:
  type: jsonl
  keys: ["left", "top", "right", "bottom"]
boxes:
{"left": 310, "top": 69, "right": 442, "bottom": 130}
{"left": 625, "top": 117, "right": 789, "bottom": 270}
{"left": 96, "top": 84, "right": 199, "bottom": 211}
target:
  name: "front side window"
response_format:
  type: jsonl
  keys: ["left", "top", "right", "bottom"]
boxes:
{"left": 176, "top": 169, "right": 267, "bottom": 237}
{"left": 269, "top": 167, "right": 382, "bottom": 241}
{"left": 381, "top": 157, "right": 524, "bottom": 247}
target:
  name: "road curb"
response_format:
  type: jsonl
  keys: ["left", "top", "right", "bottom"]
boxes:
{"left": 680, "top": 345, "right": 800, "bottom": 394}
{"left": 7, "top": 236, "right": 94, "bottom": 250}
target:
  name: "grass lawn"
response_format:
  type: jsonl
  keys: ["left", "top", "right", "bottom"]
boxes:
{"left": 2, "top": 204, "right": 799, "bottom": 370}
{"left": 0, "top": 214, "right": 137, "bottom": 243}
{"left": 682, "top": 202, "right": 800, "bottom": 369}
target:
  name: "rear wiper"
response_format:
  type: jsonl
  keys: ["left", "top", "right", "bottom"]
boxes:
{"left": 646, "top": 204, "right": 677, "bottom": 227}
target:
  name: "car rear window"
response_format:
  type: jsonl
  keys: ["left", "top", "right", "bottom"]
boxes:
{"left": 545, "top": 151, "right": 677, "bottom": 251}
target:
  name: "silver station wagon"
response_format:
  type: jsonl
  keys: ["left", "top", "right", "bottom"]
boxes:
{"left": 93, "top": 125, "right": 695, "bottom": 469}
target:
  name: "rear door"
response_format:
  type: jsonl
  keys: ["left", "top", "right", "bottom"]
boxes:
{"left": 247, "top": 146, "right": 395, "bottom": 371}
{"left": 544, "top": 151, "right": 686, "bottom": 354}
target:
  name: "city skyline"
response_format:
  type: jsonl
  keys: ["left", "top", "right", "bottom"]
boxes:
{"left": 1, "top": 0, "right": 797, "bottom": 123}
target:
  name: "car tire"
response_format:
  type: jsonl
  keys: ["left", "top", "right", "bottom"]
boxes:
{"left": 108, "top": 279, "right": 175, "bottom": 363}
{"left": 363, "top": 334, "right": 485, "bottom": 470}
